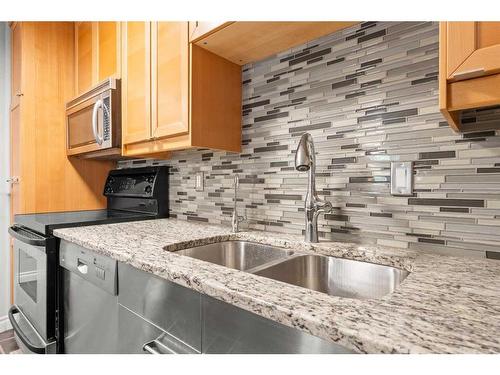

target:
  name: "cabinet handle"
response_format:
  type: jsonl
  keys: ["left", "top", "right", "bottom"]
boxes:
{"left": 15, "top": 92, "right": 23, "bottom": 97}
{"left": 6, "top": 177, "right": 19, "bottom": 184}
{"left": 451, "top": 68, "right": 486, "bottom": 81}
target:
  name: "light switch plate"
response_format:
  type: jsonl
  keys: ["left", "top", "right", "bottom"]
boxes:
{"left": 195, "top": 172, "right": 204, "bottom": 192}
{"left": 390, "top": 161, "right": 413, "bottom": 196}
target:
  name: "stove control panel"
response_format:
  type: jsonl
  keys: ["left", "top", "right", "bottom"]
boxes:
{"left": 103, "top": 166, "right": 168, "bottom": 198}
{"left": 104, "top": 173, "right": 156, "bottom": 197}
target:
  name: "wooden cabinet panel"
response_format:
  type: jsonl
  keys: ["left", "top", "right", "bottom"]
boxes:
{"left": 189, "top": 21, "right": 232, "bottom": 42}
{"left": 190, "top": 45, "right": 241, "bottom": 152}
{"left": 11, "top": 22, "right": 22, "bottom": 108}
{"left": 9, "top": 104, "right": 21, "bottom": 219}
{"left": 445, "top": 22, "right": 475, "bottom": 78}
{"left": 98, "top": 21, "right": 120, "bottom": 81}
{"left": 121, "top": 22, "right": 151, "bottom": 145}
{"left": 152, "top": 22, "right": 189, "bottom": 139}
{"left": 194, "top": 22, "right": 357, "bottom": 65}
{"left": 76, "top": 22, "right": 94, "bottom": 94}
{"left": 75, "top": 21, "right": 120, "bottom": 94}
{"left": 446, "top": 22, "right": 500, "bottom": 81}
{"left": 440, "top": 21, "right": 500, "bottom": 132}
{"left": 476, "top": 22, "right": 500, "bottom": 49}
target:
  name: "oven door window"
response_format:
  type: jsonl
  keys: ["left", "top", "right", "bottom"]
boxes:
{"left": 18, "top": 248, "right": 38, "bottom": 303}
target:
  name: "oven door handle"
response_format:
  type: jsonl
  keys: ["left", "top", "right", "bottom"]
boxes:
{"left": 8, "top": 226, "right": 47, "bottom": 246}
{"left": 8, "top": 306, "right": 46, "bottom": 354}
{"left": 92, "top": 99, "right": 104, "bottom": 145}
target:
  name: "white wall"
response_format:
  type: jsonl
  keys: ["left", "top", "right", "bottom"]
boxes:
{"left": 0, "top": 22, "right": 11, "bottom": 331}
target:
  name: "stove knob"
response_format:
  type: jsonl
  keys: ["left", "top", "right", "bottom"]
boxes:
{"left": 145, "top": 185, "right": 152, "bottom": 194}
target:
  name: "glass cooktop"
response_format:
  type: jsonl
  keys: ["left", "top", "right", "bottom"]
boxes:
{"left": 14, "top": 209, "right": 155, "bottom": 236}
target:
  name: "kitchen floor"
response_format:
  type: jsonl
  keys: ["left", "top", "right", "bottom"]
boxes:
{"left": 0, "top": 330, "right": 20, "bottom": 354}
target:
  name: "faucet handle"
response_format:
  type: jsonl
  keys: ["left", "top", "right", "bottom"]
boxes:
{"left": 239, "top": 208, "right": 247, "bottom": 222}
{"left": 316, "top": 199, "right": 333, "bottom": 214}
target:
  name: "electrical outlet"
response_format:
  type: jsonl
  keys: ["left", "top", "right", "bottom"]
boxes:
{"left": 195, "top": 172, "right": 204, "bottom": 192}
{"left": 390, "top": 162, "right": 413, "bottom": 196}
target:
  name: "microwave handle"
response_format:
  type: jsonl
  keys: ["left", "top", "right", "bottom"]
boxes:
{"left": 92, "top": 99, "right": 104, "bottom": 145}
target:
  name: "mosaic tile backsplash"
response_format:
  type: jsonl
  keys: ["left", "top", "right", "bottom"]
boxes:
{"left": 120, "top": 21, "right": 500, "bottom": 258}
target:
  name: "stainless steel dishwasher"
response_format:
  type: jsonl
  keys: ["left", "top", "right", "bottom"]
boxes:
{"left": 59, "top": 240, "right": 119, "bottom": 353}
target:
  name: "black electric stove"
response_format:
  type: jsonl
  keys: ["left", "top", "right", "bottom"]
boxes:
{"left": 14, "top": 166, "right": 169, "bottom": 235}
{"left": 8, "top": 166, "right": 169, "bottom": 354}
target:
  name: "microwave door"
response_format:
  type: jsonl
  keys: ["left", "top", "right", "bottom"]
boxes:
{"left": 66, "top": 96, "right": 101, "bottom": 155}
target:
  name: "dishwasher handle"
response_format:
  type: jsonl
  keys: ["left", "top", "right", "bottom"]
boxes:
{"left": 143, "top": 339, "right": 176, "bottom": 354}
{"left": 8, "top": 306, "right": 46, "bottom": 354}
{"left": 77, "top": 259, "right": 89, "bottom": 274}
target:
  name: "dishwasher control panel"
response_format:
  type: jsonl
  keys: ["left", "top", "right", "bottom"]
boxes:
{"left": 60, "top": 240, "right": 118, "bottom": 295}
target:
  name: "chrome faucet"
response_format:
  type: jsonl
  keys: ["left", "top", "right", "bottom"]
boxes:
{"left": 295, "top": 133, "right": 332, "bottom": 243}
{"left": 231, "top": 174, "right": 245, "bottom": 233}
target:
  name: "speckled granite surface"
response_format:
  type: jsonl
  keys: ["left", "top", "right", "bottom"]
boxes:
{"left": 54, "top": 218, "right": 500, "bottom": 354}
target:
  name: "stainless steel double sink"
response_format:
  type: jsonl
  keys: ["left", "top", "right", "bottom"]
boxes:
{"left": 170, "top": 241, "right": 409, "bottom": 300}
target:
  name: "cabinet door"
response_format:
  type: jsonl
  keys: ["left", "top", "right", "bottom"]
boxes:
{"left": 446, "top": 22, "right": 500, "bottom": 81}
{"left": 11, "top": 22, "right": 22, "bottom": 108}
{"left": 75, "top": 22, "right": 94, "bottom": 94}
{"left": 97, "top": 22, "right": 120, "bottom": 81}
{"left": 10, "top": 105, "right": 22, "bottom": 219}
{"left": 121, "top": 22, "right": 152, "bottom": 145}
{"left": 151, "top": 22, "right": 189, "bottom": 139}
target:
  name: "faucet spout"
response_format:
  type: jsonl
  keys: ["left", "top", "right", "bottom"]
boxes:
{"left": 232, "top": 174, "right": 245, "bottom": 233}
{"left": 295, "top": 133, "right": 332, "bottom": 243}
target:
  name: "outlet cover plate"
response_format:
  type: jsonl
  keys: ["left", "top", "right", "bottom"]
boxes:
{"left": 195, "top": 172, "right": 204, "bottom": 192}
{"left": 390, "top": 161, "right": 413, "bottom": 196}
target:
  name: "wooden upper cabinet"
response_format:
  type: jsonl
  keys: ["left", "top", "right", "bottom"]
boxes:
{"left": 121, "top": 22, "right": 151, "bottom": 145}
{"left": 440, "top": 22, "right": 500, "bottom": 131}
{"left": 152, "top": 22, "right": 189, "bottom": 139}
{"left": 121, "top": 21, "right": 241, "bottom": 157}
{"left": 446, "top": 22, "right": 500, "bottom": 81}
{"left": 75, "top": 21, "right": 120, "bottom": 94}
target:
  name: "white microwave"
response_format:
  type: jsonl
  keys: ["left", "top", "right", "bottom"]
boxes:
{"left": 66, "top": 78, "right": 121, "bottom": 159}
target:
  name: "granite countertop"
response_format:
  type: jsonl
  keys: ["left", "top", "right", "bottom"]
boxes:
{"left": 54, "top": 218, "right": 500, "bottom": 354}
